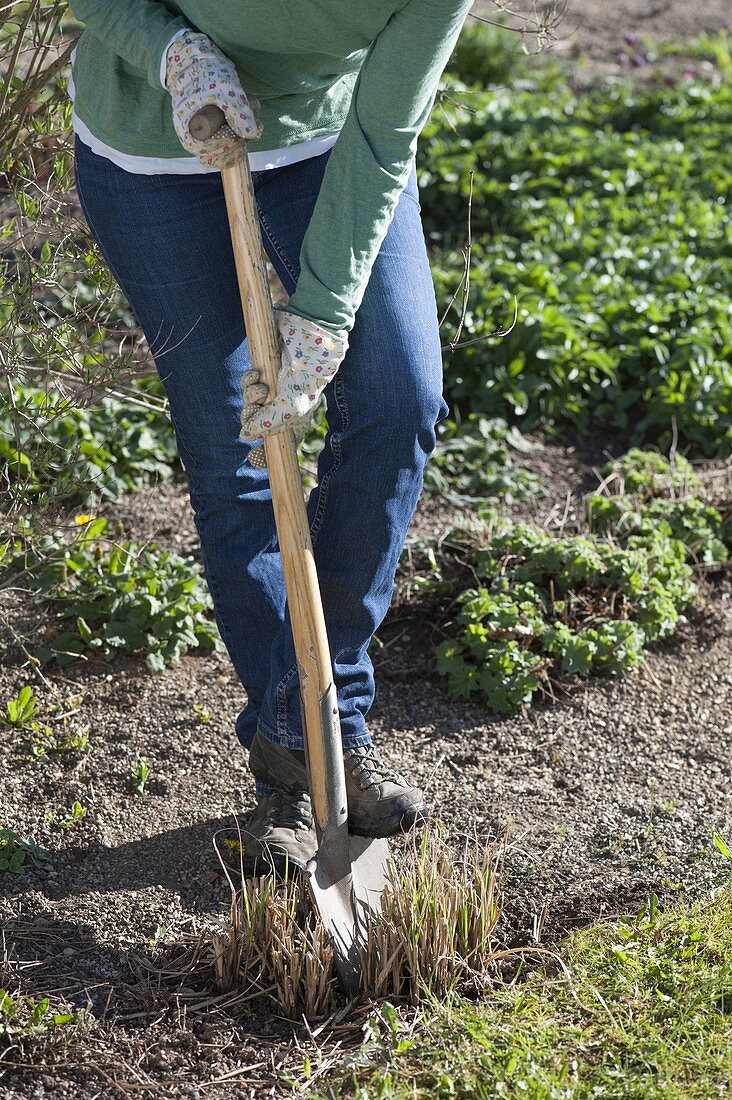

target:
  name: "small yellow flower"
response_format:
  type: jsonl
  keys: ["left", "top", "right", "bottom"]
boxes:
{"left": 74, "top": 514, "right": 94, "bottom": 525}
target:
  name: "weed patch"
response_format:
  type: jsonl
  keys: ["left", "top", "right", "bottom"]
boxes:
{"left": 4, "top": 686, "right": 92, "bottom": 761}
{"left": 588, "top": 449, "right": 729, "bottom": 566}
{"left": 0, "top": 989, "right": 76, "bottom": 1046}
{"left": 435, "top": 523, "right": 695, "bottom": 711}
{"left": 209, "top": 830, "right": 503, "bottom": 1019}
{"left": 0, "top": 828, "right": 50, "bottom": 874}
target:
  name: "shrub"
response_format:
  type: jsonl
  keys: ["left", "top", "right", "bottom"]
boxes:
{"left": 0, "top": 381, "right": 179, "bottom": 506}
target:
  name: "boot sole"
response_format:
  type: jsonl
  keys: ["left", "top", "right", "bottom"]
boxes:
{"left": 214, "top": 829, "right": 310, "bottom": 880}
{"left": 221, "top": 847, "right": 308, "bottom": 881}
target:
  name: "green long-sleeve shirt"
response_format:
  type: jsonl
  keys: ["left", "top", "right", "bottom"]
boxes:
{"left": 70, "top": 0, "right": 471, "bottom": 331}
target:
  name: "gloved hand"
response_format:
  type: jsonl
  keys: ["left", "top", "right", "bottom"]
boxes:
{"left": 164, "top": 29, "right": 262, "bottom": 169}
{"left": 240, "top": 309, "right": 349, "bottom": 442}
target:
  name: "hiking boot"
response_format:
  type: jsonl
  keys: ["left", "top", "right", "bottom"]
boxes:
{"left": 214, "top": 789, "right": 316, "bottom": 878}
{"left": 248, "top": 731, "right": 430, "bottom": 838}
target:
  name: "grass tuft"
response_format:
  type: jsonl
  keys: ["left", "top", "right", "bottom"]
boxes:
{"left": 210, "top": 829, "right": 504, "bottom": 1020}
{"left": 361, "top": 830, "right": 503, "bottom": 1003}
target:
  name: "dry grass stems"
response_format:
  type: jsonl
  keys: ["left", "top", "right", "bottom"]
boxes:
{"left": 360, "top": 828, "right": 503, "bottom": 1002}
{"left": 209, "top": 827, "right": 505, "bottom": 1020}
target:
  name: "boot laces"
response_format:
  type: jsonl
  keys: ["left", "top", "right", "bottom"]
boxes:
{"left": 262, "top": 790, "right": 313, "bottom": 831}
{"left": 344, "top": 744, "right": 400, "bottom": 791}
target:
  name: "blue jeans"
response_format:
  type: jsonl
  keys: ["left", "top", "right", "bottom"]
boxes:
{"left": 74, "top": 137, "right": 446, "bottom": 754}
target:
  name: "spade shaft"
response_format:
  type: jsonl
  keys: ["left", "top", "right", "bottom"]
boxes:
{"left": 192, "top": 105, "right": 388, "bottom": 993}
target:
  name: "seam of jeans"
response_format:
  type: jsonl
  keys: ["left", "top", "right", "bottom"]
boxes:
{"left": 259, "top": 717, "right": 302, "bottom": 751}
{"left": 309, "top": 430, "right": 342, "bottom": 544}
{"left": 310, "top": 375, "right": 349, "bottom": 543}
{"left": 275, "top": 664, "right": 300, "bottom": 743}
{"left": 333, "top": 373, "right": 350, "bottom": 430}
{"left": 255, "top": 204, "right": 299, "bottom": 285}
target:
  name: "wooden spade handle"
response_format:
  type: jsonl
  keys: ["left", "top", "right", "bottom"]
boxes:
{"left": 210, "top": 123, "right": 346, "bottom": 838}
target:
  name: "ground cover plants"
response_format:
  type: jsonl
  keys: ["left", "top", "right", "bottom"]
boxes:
{"left": 434, "top": 450, "right": 729, "bottom": 712}
{"left": 0, "top": 828, "right": 49, "bottom": 874}
{"left": 423, "top": 415, "right": 540, "bottom": 506}
{"left": 5, "top": 516, "right": 219, "bottom": 672}
{"left": 587, "top": 448, "right": 729, "bottom": 564}
{"left": 424, "top": 27, "right": 732, "bottom": 455}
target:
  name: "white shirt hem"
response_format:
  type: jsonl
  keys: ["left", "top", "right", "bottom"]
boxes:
{"left": 70, "top": 49, "right": 340, "bottom": 176}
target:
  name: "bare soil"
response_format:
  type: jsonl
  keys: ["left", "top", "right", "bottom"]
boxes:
{"left": 472, "top": 0, "right": 730, "bottom": 78}
{"left": 2, "top": 4, "right": 731, "bottom": 1095}
{"left": 2, "top": 436, "right": 730, "bottom": 1097}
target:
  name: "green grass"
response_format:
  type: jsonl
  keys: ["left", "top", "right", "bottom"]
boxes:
{"left": 318, "top": 886, "right": 732, "bottom": 1099}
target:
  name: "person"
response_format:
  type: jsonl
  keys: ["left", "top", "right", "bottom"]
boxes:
{"left": 69, "top": 0, "right": 472, "bottom": 874}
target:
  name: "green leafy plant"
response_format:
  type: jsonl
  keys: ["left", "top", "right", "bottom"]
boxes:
{"left": 588, "top": 450, "right": 729, "bottom": 566}
{"left": 424, "top": 416, "right": 540, "bottom": 505}
{"left": 0, "top": 828, "right": 50, "bottom": 874}
{"left": 599, "top": 448, "right": 700, "bottom": 497}
{"left": 30, "top": 721, "right": 90, "bottom": 760}
{"left": 0, "top": 989, "right": 75, "bottom": 1045}
{"left": 60, "top": 801, "right": 88, "bottom": 829}
{"left": 435, "top": 523, "right": 696, "bottom": 712}
{"left": 6, "top": 517, "right": 219, "bottom": 673}
{"left": 4, "top": 688, "right": 92, "bottom": 760}
{"left": 5, "top": 685, "right": 39, "bottom": 727}
{"left": 713, "top": 831, "right": 732, "bottom": 861}
{"left": 423, "top": 57, "right": 732, "bottom": 456}
{"left": 44, "top": 800, "right": 89, "bottom": 829}
{"left": 130, "top": 758, "right": 150, "bottom": 796}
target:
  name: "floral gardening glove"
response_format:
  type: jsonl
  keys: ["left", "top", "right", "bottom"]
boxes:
{"left": 240, "top": 309, "right": 349, "bottom": 443}
{"left": 164, "top": 30, "right": 262, "bottom": 169}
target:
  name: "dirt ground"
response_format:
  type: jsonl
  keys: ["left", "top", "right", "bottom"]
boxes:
{"left": 473, "top": 0, "right": 730, "bottom": 76}
{"left": 2, "top": 4, "right": 732, "bottom": 1097}
{"left": 2, "top": 437, "right": 730, "bottom": 1097}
